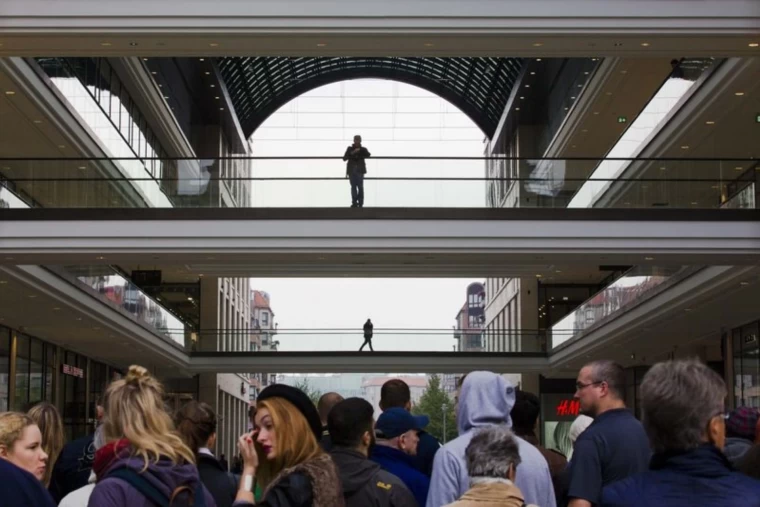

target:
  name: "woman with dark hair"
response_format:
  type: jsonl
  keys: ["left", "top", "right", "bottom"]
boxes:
{"left": 175, "top": 400, "right": 236, "bottom": 507}
{"left": 233, "top": 384, "right": 344, "bottom": 506}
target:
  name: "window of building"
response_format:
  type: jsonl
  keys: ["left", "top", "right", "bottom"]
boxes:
{"left": 262, "top": 312, "right": 269, "bottom": 326}
{"left": 734, "top": 321, "right": 760, "bottom": 408}
{"left": 0, "top": 326, "right": 10, "bottom": 412}
{"left": 62, "top": 350, "right": 88, "bottom": 440}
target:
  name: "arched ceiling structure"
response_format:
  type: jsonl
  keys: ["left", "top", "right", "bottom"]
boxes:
{"left": 218, "top": 57, "right": 524, "bottom": 139}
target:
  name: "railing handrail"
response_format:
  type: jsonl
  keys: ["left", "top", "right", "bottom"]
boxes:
{"left": 0, "top": 156, "right": 757, "bottom": 162}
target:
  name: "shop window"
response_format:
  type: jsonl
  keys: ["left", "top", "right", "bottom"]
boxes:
{"left": 13, "top": 333, "right": 30, "bottom": 410}
{"left": 0, "top": 326, "right": 10, "bottom": 412}
{"left": 734, "top": 321, "right": 760, "bottom": 408}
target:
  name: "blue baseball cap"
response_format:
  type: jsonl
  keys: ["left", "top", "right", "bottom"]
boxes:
{"left": 376, "top": 407, "right": 429, "bottom": 439}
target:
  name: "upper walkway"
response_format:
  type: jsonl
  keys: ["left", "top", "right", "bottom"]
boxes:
{"left": 2, "top": 207, "right": 759, "bottom": 275}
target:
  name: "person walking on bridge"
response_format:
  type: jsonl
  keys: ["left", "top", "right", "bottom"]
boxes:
{"left": 343, "top": 134, "right": 371, "bottom": 208}
{"left": 360, "top": 319, "right": 374, "bottom": 351}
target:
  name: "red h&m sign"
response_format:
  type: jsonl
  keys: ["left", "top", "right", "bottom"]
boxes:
{"left": 62, "top": 364, "right": 84, "bottom": 378}
{"left": 556, "top": 399, "right": 580, "bottom": 417}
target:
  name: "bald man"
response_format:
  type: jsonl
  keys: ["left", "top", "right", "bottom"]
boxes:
{"left": 318, "top": 392, "right": 345, "bottom": 450}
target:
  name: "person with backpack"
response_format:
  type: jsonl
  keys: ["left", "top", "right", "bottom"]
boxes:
{"left": 175, "top": 401, "right": 237, "bottom": 507}
{"left": 88, "top": 365, "right": 215, "bottom": 506}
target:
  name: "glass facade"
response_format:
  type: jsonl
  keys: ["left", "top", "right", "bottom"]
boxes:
{"left": 12, "top": 331, "right": 56, "bottom": 411}
{"left": 0, "top": 327, "right": 9, "bottom": 412}
{"left": 733, "top": 320, "right": 760, "bottom": 408}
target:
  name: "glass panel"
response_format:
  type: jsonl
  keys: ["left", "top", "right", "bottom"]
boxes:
{"left": 29, "top": 337, "right": 44, "bottom": 405}
{"left": 740, "top": 322, "right": 760, "bottom": 408}
{"left": 13, "top": 333, "right": 30, "bottom": 410}
{"left": 0, "top": 326, "right": 10, "bottom": 412}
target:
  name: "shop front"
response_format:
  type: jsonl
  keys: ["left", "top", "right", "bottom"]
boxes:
{"left": 0, "top": 323, "right": 122, "bottom": 440}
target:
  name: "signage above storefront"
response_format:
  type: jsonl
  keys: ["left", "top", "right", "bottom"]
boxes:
{"left": 555, "top": 399, "right": 580, "bottom": 417}
{"left": 62, "top": 364, "right": 85, "bottom": 378}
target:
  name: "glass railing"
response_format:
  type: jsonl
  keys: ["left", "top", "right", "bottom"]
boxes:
{"left": 185, "top": 328, "right": 555, "bottom": 354}
{"left": 551, "top": 266, "right": 700, "bottom": 349}
{"left": 46, "top": 265, "right": 188, "bottom": 347}
{"left": 0, "top": 157, "right": 757, "bottom": 209}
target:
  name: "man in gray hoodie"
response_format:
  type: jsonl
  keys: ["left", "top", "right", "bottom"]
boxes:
{"left": 426, "top": 371, "right": 556, "bottom": 507}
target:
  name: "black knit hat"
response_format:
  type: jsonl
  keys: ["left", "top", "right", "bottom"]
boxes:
{"left": 256, "top": 384, "right": 322, "bottom": 440}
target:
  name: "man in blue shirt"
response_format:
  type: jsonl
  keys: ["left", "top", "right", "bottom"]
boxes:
{"left": 371, "top": 407, "right": 431, "bottom": 507}
{"left": 567, "top": 360, "right": 651, "bottom": 507}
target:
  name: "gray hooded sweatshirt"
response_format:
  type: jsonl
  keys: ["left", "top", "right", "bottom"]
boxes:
{"left": 426, "top": 371, "right": 556, "bottom": 507}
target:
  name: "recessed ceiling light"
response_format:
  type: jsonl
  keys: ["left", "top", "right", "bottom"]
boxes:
{"left": 515, "top": 107, "right": 520, "bottom": 111}
{"left": 4, "top": 91, "right": 15, "bottom": 95}
{"left": 605, "top": 91, "right": 613, "bottom": 96}
{"left": 205, "top": 71, "right": 210, "bottom": 75}
{"left": 199, "top": 58, "right": 205, "bottom": 61}
{"left": 158, "top": 84, "right": 162, "bottom": 87}
{"left": 691, "top": 201, "right": 698, "bottom": 205}
{"left": 28, "top": 295, "right": 37, "bottom": 298}
{"left": 520, "top": 96, "right": 525, "bottom": 100}
{"left": 570, "top": 96, "right": 576, "bottom": 100}
{"left": 129, "top": 42, "right": 138, "bottom": 47}
{"left": 78, "top": 166, "right": 86, "bottom": 170}
{"left": 187, "top": 296, "right": 194, "bottom": 301}
{"left": 100, "top": 42, "right": 112, "bottom": 47}
{"left": 578, "top": 84, "right": 583, "bottom": 88}
{"left": 532, "top": 42, "right": 543, "bottom": 47}
{"left": 317, "top": 43, "right": 328, "bottom": 47}
{"left": 0, "top": 280, "right": 6, "bottom": 284}
{"left": 143, "top": 58, "right": 149, "bottom": 61}
{"left": 209, "top": 43, "right": 219, "bottom": 47}
{"left": 536, "top": 274, "right": 542, "bottom": 278}
{"left": 96, "top": 256, "right": 105, "bottom": 260}
{"left": 645, "top": 257, "right": 654, "bottom": 261}
{"left": 536, "top": 58, "right": 542, "bottom": 62}
{"left": 198, "top": 274, "right": 204, "bottom": 277}
{"left": 163, "top": 96, "right": 169, "bottom": 99}
{"left": 581, "top": 129, "right": 588, "bottom": 133}
{"left": 584, "top": 71, "right": 589, "bottom": 75}
{"left": 214, "top": 96, "right": 220, "bottom": 99}
{"left": 740, "top": 281, "right": 750, "bottom": 286}
{"left": 684, "top": 308, "right": 692, "bottom": 312}
{"left": 735, "top": 166, "right": 744, "bottom": 171}
{"left": 593, "top": 111, "right": 600, "bottom": 115}
{"left": 591, "top": 58, "right": 598, "bottom": 61}
{"left": 76, "top": 317, "right": 82, "bottom": 321}
{"left": 530, "top": 71, "right": 536, "bottom": 75}
{"left": 565, "top": 107, "right": 569, "bottom": 111}
{"left": 525, "top": 85, "right": 530, "bottom": 88}
{"left": 735, "top": 92, "right": 745, "bottom": 96}
{"left": 571, "top": 144, "right": 576, "bottom": 148}
{"left": 660, "top": 166, "right": 667, "bottom": 171}
{"left": 33, "top": 120, "right": 42, "bottom": 124}
{"left": 219, "top": 107, "right": 224, "bottom": 111}
{"left": 210, "top": 84, "right": 215, "bottom": 88}
{"left": 151, "top": 71, "right": 156, "bottom": 75}
{"left": 680, "top": 145, "right": 689, "bottom": 150}
{"left": 57, "top": 145, "right": 65, "bottom": 149}
{"left": 52, "top": 307, "right": 60, "bottom": 310}
{"left": 555, "top": 270, "right": 562, "bottom": 273}
{"left": 705, "top": 120, "right": 715, "bottom": 125}
{"left": 620, "top": 70, "right": 628, "bottom": 74}
{"left": 641, "top": 42, "right": 650, "bottom": 47}
{"left": 749, "top": 43, "right": 759, "bottom": 48}
{"left": 711, "top": 185, "right": 720, "bottom": 189}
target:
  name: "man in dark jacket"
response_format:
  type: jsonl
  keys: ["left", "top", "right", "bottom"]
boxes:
{"left": 343, "top": 134, "right": 371, "bottom": 208}
{"left": 361, "top": 319, "right": 374, "bottom": 351}
{"left": 318, "top": 391, "right": 345, "bottom": 451}
{"left": 372, "top": 408, "right": 431, "bottom": 507}
{"left": 602, "top": 359, "right": 760, "bottom": 507}
{"left": 329, "top": 397, "right": 418, "bottom": 507}
{"left": 381, "top": 378, "right": 441, "bottom": 476}
{"left": 0, "top": 458, "right": 56, "bottom": 506}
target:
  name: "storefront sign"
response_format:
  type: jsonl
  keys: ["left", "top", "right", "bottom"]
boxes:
{"left": 555, "top": 399, "right": 580, "bottom": 417}
{"left": 62, "top": 364, "right": 85, "bottom": 378}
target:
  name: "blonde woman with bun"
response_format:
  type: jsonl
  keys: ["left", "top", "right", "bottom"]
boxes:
{"left": 28, "top": 401, "right": 64, "bottom": 487}
{"left": 88, "top": 365, "right": 215, "bottom": 506}
{"left": 0, "top": 412, "right": 56, "bottom": 506}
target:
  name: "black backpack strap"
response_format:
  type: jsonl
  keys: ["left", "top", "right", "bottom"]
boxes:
{"left": 107, "top": 468, "right": 170, "bottom": 507}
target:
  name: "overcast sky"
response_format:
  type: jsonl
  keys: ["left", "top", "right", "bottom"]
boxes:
{"left": 249, "top": 80, "right": 484, "bottom": 351}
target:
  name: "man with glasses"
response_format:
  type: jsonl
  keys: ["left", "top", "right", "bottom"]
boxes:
{"left": 601, "top": 359, "right": 760, "bottom": 506}
{"left": 566, "top": 360, "right": 649, "bottom": 507}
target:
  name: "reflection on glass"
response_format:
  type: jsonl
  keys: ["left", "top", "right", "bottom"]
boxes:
{"left": 60, "top": 266, "right": 186, "bottom": 346}
{"left": 551, "top": 266, "right": 694, "bottom": 349}
{"left": 0, "top": 327, "right": 10, "bottom": 412}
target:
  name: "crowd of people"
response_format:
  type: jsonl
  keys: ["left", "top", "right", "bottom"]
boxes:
{"left": 2, "top": 358, "right": 760, "bottom": 506}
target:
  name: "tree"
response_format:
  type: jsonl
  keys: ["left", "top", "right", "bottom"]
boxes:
{"left": 412, "top": 374, "right": 457, "bottom": 443}
{"left": 292, "top": 378, "right": 323, "bottom": 406}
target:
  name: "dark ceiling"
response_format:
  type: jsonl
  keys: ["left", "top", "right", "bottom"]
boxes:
{"left": 217, "top": 57, "right": 525, "bottom": 139}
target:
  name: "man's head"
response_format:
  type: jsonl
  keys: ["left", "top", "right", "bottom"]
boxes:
{"left": 574, "top": 360, "right": 626, "bottom": 417}
{"left": 511, "top": 390, "right": 540, "bottom": 436}
{"left": 317, "top": 392, "right": 345, "bottom": 426}
{"left": 353, "top": 135, "right": 362, "bottom": 145}
{"left": 640, "top": 359, "right": 727, "bottom": 453}
{"left": 375, "top": 407, "right": 428, "bottom": 456}
{"left": 380, "top": 379, "right": 411, "bottom": 412}
{"left": 328, "top": 397, "right": 376, "bottom": 456}
{"left": 466, "top": 425, "right": 521, "bottom": 483}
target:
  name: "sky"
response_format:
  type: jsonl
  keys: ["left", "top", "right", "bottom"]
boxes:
{"left": 249, "top": 80, "right": 485, "bottom": 351}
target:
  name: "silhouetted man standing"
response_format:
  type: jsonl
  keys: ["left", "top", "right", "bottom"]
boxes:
{"left": 343, "top": 134, "right": 371, "bottom": 208}
{"left": 360, "top": 318, "right": 374, "bottom": 351}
